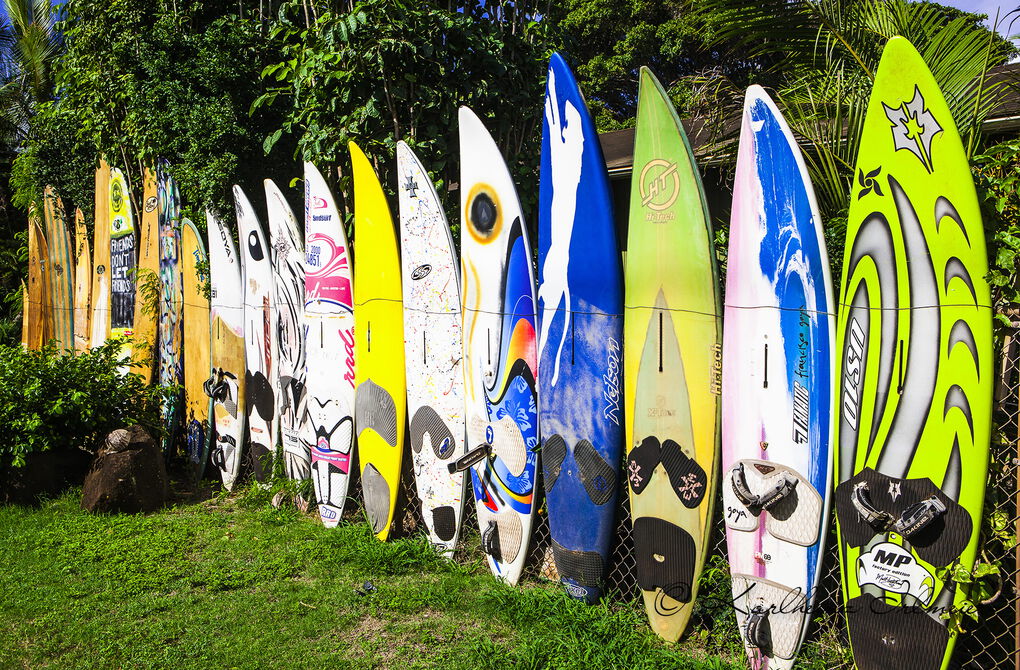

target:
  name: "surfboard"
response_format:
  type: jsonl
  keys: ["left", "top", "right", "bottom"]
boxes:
{"left": 624, "top": 67, "right": 722, "bottom": 642}
{"left": 20, "top": 280, "right": 28, "bottom": 348}
{"left": 236, "top": 184, "right": 278, "bottom": 480}
{"left": 351, "top": 141, "right": 407, "bottom": 542}
{"left": 42, "top": 186, "right": 73, "bottom": 351}
{"left": 91, "top": 160, "right": 111, "bottom": 348}
{"left": 181, "top": 218, "right": 211, "bottom": 480}
{"left": 73, "top": 208, "right": 91, "bottom": 353}
{"left": 157, "top": 161, "right": 183, "bottom": 456}
{"left": 26, "top": 208, "right": 48, "bottom": 350}
{"left": 459, "top": 106, "right": 540, "bottom": 584}
{"left": 132, "top": 168, "right": 160, "bottom": 382}
{"left": 538, "top": 53, "right": 623, "bottom": 604}
{"left": 266, "top": 179, "right": 308, "bottom": 481}
{"left": 303, "top": 161, "right": 356, "bottom": 527}
{"left": 721, "top": 85, "right": 835, "bottom": 670}
{"left": 834, "top": 37, "right": 992, "bottom": 670}
{"left": 397, "top": 140, "right": 466, "bottom": 555}
{"left": 208, "top": 209, "right": 247, "bottom": 491}
{"left": 109, "top": 168, "right": 136, "bottom": 370}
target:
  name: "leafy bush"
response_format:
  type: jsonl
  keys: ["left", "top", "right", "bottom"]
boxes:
{"left": 972, "top": 138, "right": 1020, "bottom": 325}
{"left": 0, "top": 338, "right": 167, "bottom": 468}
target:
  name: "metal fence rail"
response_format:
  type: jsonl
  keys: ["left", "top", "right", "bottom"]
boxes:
{"left": 383, "top": 322, "right": 1020, "bottom": 669}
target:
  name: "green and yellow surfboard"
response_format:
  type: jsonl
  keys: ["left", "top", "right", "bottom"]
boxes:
{"left": 834, "top": 37, "right": 992, "bottom": 670}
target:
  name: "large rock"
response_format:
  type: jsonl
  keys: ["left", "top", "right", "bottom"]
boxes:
{"left": 81, "top": 426, "right": 168, "bottom": 513}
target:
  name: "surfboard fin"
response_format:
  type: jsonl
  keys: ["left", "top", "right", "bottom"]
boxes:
{"left": 744, "top": 605, "right": 773, "bottom": 654}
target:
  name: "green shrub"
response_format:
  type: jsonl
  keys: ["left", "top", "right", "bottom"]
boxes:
{"left": 0, "top": 338, "right": 167, "bottom": 468}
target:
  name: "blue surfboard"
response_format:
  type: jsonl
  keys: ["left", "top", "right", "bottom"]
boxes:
{"left": 538, "top": 53, "right": 624, "bottom": 603}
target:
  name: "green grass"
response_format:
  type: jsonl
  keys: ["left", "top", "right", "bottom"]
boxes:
{"left": 0, "top": 488, "right": 840, "bottom": 669}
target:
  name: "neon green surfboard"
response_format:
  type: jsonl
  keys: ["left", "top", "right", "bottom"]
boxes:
{"left": 624, "top": 66, "right": 722, "bottom": 642}
{"left": 834, "top": 37, "right": 992, "bottom": 670}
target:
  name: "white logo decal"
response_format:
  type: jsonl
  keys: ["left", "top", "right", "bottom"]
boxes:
{"left": 857, "top": 542, "right": 934, "bottom": 605}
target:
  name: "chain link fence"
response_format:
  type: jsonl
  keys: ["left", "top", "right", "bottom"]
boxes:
{"left": 379, "top": 322, "right": 1020, "bottom": 669}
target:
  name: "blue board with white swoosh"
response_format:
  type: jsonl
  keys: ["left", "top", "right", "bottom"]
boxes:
{"left": 538, "top": 53, "right": 624, "bottom": 604}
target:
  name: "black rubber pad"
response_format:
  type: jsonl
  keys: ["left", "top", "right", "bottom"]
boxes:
{"left": 834, "top": 468, "right": 971, "bottom": 567}
{"left": 660, "top": 439, "right": 707, "bottom": 509}
{"left": 542, "top": 434, "right": 567, "bottom": 493}
{"left": 845, "top": 594, "right": 948, "bottom": 670}
{"left": 552, "top": 538, "right": 605, "bottom": 590}
{"left": 633, "top": 516, "right": 696, "bottom": 604}
{"left": 431, "top": 505, "right": 457, "bottom": 542}
{"left": 249, "top": 442, "right": 271, "bottom": 481}
{"left": 627, "top": 436, "right": 661, "bottom": 495}
{"left": 409, "top": 405, "right": 455, "bottom": 459}
{"left": 355, "top": 379, "right": 398, "bottom": 447}
{"left": 575, "top": 439, "right": 616, "bottom": 506}
{"left": 361, "top": 463, "right": 390, "bottom": 534}
{"left": 245, "top": 370, "right": 276, "bottom": 422}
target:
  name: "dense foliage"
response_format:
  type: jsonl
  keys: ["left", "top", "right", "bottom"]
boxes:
{"left": 973, "top": 138, "right": 1020, "bottom": 324}
{"left": 0, "top": 339, "right": 166, "bottom": 468}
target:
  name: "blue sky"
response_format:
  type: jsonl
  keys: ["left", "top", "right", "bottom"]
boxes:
{"left": 944, "top": 0, "right": 1019, "bottom": 34}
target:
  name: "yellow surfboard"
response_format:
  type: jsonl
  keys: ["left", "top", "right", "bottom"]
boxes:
{"left": 27, "top": 206, "right": 50, "bottom": 349}
{"left": 351, "top": 141, "right": 406, "bottom": 541}
{"left": 73, "top": 208, "right": 91, "bottom": 352}
{"left": 132, "top": 167, "right": 159, "bottom": 381}
{"left": 20, "top": 280, "right": 28, "bottom": 348}
{"left": 90, "top": 159, "right": 111, "bottom": 348}
{"left": 182, "top": 218, "right": 212, "bottom": 480}
{"left": 42, "top": 186, "right": 73, "bottom": 351}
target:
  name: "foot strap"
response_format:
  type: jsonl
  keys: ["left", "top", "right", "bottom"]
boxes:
{"left": 730, "top": 463, "right": 798, "bottom": 511}
{"left": 448, "top": 443, "right": 490, "bottom": 474}
{"left": 851, "top": 481, "right": 946, "bottom": 538}
{"left": 481, "top": 518, "right": 502, "bottom": 562}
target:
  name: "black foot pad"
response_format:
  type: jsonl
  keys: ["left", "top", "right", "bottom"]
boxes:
{"left": 542, "top": 434, "right": 567, "bottom": 493}
{"left": 834, "top": 468, "right": 971, "bottom": 567}
{"left": 552, "top": 538, "right": 605, "bottom": 591}
{"left": 431, "top": 505, "right": 457, "bottom": 542}
{"left": 575, "top": 439, "right": 616, "bottom": 506}
{"left": 845, "top": 593, "right": 949, "bottom": 670}
{"left": 409, "top": 405, "right": 455, "bottom": 459}
{"left": 633, "top": 516, "right": 696, "bottom": 604}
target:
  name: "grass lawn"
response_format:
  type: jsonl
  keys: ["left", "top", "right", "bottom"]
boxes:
{"left": 0, "top": 485, "right": 843, "bottom": 669}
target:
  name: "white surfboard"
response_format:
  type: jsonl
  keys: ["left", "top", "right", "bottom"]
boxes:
{"left": 459, "top": 106, "right": 540, "bottom": 585}
{"left": 303, "top": 162, "right": 356, "bottom": 528}
{"left": 235, "top": 185, "right": 278, "bottom": 481}
{"left": 266, "top": 179, "right": 308, "bottom": 481}
{"left": 397, "top": 141, "right": 466, "bottom": 555}
{"left": 207, "top": 209, "right": 247, "bottom": 491}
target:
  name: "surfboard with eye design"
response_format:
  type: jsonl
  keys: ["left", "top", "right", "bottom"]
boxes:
{"left": 722, "top": 85, "right": 835, "bottom": 670}
{"left": 351, "top": 141, "right": 407, "bottom": 542}
{"left": 398, "top": 141, "right": 466, "bottom": 555}
{"left": 624, "top": 67, "right": 721, "bottom": 642}
{"left": 303, "top": 161, "right": 356, "bottom": 527}
{"left": 208, "top": 209, "right": 246, "bottom": 491}
{"left": 266, "top": 179, "right": 308, "bottom": 481}
{"left": 236, "top": 184, "right": 278, "bottom": 481}
{"left": 460, "top": 105, "right": 540, "bottom": 585}
{"left": 538, "top": 53, "right": 623, "bottom": 604}
{"left": 834, "top": 37, "right": 992, "bottom": 670}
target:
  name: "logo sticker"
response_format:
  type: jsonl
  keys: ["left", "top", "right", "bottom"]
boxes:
{"left": 144, "top": 196, "right": 157, "bottom": 212}
{"left": 638, "top": 159, "right": 680, "bottom": 214}
{"left": 883, "top": 85, "right": 942, "bottom": 174}
{"left": 842, "top": 318, "right": 866, "bottom": 430}
{"left": 411, "top": 264, "right": 432, "bottom": 281}
{"left": 857, "top": 542, "right": 934, "bottom": 605}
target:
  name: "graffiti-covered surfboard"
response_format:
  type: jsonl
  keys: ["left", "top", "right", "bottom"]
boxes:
{"left": 157, "top": 161, "right": 183, "bottom": 455}
{"left": 132, "top": 168, "right": 160, "bottom": 382}
{"left": 834, "top": 37, "right": 992, "bottom": 670}
{"left": 538, "top": 53, "right": 623, "bottom": 604}
{"left": 624, "top": 67, "right": 722, "bottom": 641}
{"left": 722, "top": 85, "right": 835, "bottom": 670}
{"left": 236, "top": 185, "right": 278, "bottom": 480}
{"left": 459, "top": 106, "right": 540, "bottom": 585}
{"left": 109, "top": 167, "right": 136, "bottom": 370}
{"left": 42, "top": 186, "right": 73, "bottom": 351}
{"left": 266, "top": 179, "right": 308, "bottom": 481}
{"left": 398, "top": 141, "right": 466, "bottom": 555}
{"left": 303, "top": 161, "right": 356, "bottom": 527}
{"left": 351, "top": 141, "right": 407, "bottom": 541}
{"left": 90, "top": 160, "right": 111, "bottom": 349}
{"left": 73, "top": 208, "right": 91, "bottom": 353}
{"left": 208, "top": 210, "right": 246, "bottom": 491}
